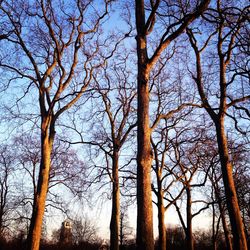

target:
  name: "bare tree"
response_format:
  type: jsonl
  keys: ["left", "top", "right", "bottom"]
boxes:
{"left": 167, "top": 129, "right": 214, "bottom": 250}
{"left": 119, "top": 202, "right": 133, "bottom": 250}
{"left": 71, "top": 215, "right": 99, "bottom": 245}
{"left": 0, "top": 1, "right": 113, "bottom": 249}
{"left": 186, "top": 1, "right": 249, "bottom": 248}
{"left": 9, "top": 133, "right": 88, "bottom": 243}
{"left": 149, "top": 59, "right": 201, "bottom": 250}
{"left": 134, "top": 1, "right": 210, "bottom": 248}
{"left": 93, "top": 61, "right": 136, "bottom": 250}
{"left": 63, "top": 53, "right": 136, "bottom": 250}
{"left": 0, "top": 144, "right": 15, "bottom": 239}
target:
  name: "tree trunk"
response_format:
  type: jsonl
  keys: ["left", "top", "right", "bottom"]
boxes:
{"left": 212, "top": 202, "right": 217, "bottom": 250}
{"left": 214, "top": 182, "right": 233, "bottom": 250}
{"left": 216, "top": 121, "right": 247, "bottom": 250}
{"left": 158, "top": 189, "right": 166, "bottom": 250}
{"left": 120, "top": 211, "right": 124, "bottom": 249}
{"left": 136, "top": 71, "right": 154, "bottom": 250}
{"left": 27, "top": 128, "right": 53, "bottom": 250}
{"left": 135, "top": 1, "right": 154, "bottom": 249}
{"left": 110, "top": 150, "right": 120, "bottom": 250}
{"left": 186, "top": 187, "right": 194, "bottom": 250}
{"left": 220, "top": 203, "right": 233, "bottom": 250}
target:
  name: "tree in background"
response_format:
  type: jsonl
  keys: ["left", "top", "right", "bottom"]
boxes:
{"left": 0, "top": 144, "right": 15, "bottom": 240}
{"left": 63, "top": 50, "right": 136, "bottom": 250}
{"left": 186, "top": 1, "right": 249, "bottom": 248}
{"left": 119, "top": 202, "right": 134, "bottom": 249}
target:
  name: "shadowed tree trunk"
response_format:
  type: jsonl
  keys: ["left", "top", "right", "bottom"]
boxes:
{"left": 157, "top": 186, "right": 166, "bottom": 250}
{"left": 186, "top": 186, "right": 194, "bottom": 250}
{"left": 214, "top": 181, "right": 233, "bottom": 250}
{"left": 110, "top": 150, "right": 120, "bottom": 250}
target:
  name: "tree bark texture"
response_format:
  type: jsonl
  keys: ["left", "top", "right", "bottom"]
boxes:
{"left": 110, "top": 150, "right": 120, "bottom": 250}
{"left": 136, "top": 74, "right": 154, "bottom": 250}
{"left": 135, "top": 1, "right": 154, "bottom": 250}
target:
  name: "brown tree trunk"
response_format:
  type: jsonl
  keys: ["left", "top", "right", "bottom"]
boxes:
{"left": 110, "top": 150, "right": 120, "bottom": 250}
{"left": 186, "top": 187, "right": 194, "bottom": 250}
{"left": 158, "top": 189, "right": 166, "bottom": 250}
{"left": 136, "top": 72, "right": 154, "bottom": 250}
{"left": 216, "top": 121, "right": 247, "bottom": 250}
{"left": 27, "top": 126, "right": 54, "bottom": 250}
{"left": 135, "top": 1, "right": 154, "bottom": 249}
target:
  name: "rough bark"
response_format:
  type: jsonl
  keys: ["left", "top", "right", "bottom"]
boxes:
{"left": 110, "top": 150, "right": 120, "bottom": 250}
{"left": 136, "top": 73, "right": 154, "bottom": 250}
{"left": 135, "top": 1, "right": 154, "bottom": 249}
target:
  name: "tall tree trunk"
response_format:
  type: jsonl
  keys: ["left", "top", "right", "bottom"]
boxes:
{"left": 136, "top": 71, "right": 154, "bottom": 250}
{"left": 158, "top": 189, "right": 166, "bottom": 250}
{"left": 27, "top": 126, "right": 54, "bottom": 250}
{"left": 110, "top": 150, "right": 120, "bottom": 250}
{"left": 186, "top": 187, "right": 194, "bottom": 250}
{"left": 135, "top": 1, "right": 154, "bottom": 249}
{"left": 216, "top": 121, "right": 247, "bottom": 250}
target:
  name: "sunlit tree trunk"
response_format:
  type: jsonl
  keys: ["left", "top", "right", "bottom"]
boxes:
{"left": 110, "top": 150, "right": 120, "bottom": 250}
{"left": 217, "top": 45, "right": 247, "bottom": 249}
{"left": 27, "top": 117, "right": 55, "bottom": 250}
{"left": 187, "top": 21, "right": 248, "bottom": 249}
{"left": 134, "top": 1, "right": 210, "bottom": 249}
{"left": 136, "top": 70, "right": 154, "bottom": 250}
{"left": 216, "top": 120, "right": 247, "bottom": 250}
{"left": 135, "top": 1, "right": 154, "bottom": 249}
